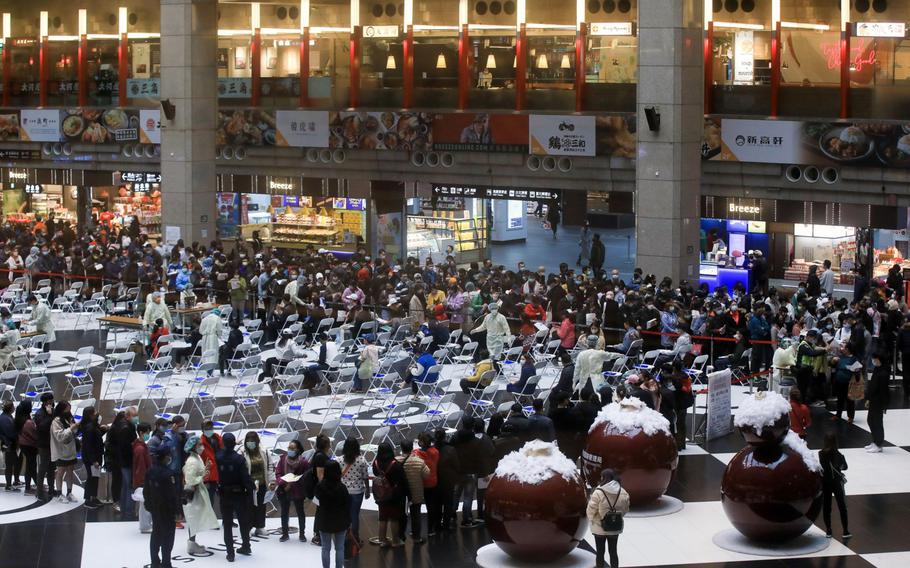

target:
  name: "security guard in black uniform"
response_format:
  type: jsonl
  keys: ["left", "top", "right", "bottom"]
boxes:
{"left": 217, "top": 433, "right": 255, "bottom": 562}
{"left": 144, "top": 445, "right": 180, "bottom": 568}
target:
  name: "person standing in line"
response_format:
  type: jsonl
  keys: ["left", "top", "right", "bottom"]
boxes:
{"left": 14, "top": 400, "right": 38, "bottom": 494}
{"left": 586, "top": 469, "right": 630, "bottom": 568}
{"left": 49, "top": 401, "right": 79, "bottom": 503}
{"left": 241, "top": 431, "right": 274, "bottom": 538}
{"left": 819, "top": 259, "right": 835, "bottom": 298}
{"left": 865, "top": 351, "right": 891, "bottom": 453}
{"left": 340, "top": 438, "right": 370, "bottom": 546}
{"left": 116, "top": 407, "right": 139, "bottom": 516}
{"left": 217, "top": 433, "right": 255, "bottom": 562}
{"left": 182, "top": 435, "right": 219, "bottom": 555}
{"left": 132, "top": 422, "right": 153, "bottom": 525}
{"left": 433, "top": 429, "right": 460, "bottom": 533}
{"left": 414, "top": 432, "right": 440, "bottom": 537}
{"left": 788, "top": 388, "right": 812, "bottom": 439}
{"left": 78, "top": 406, "right": 106, "bottom": 508}
{"left": 34, "top": 393, "right": 56, "bottom": 500}
{"left": 819, "top": 432, "right": 850, "bottom": 539}
{"left": 371, "top": 442, "right": 406, "bottom": 548}
{"left": 144, "top": 445, "right": 181, "bottom": 568}
{"left": 275, "top": 439, "right": 309, "bottom": 542}
{"left": 315, "top": 461, "right": 351, "bottom": 568}
{"left": 578, "top": 221, "right": 592, "bottom": 267}
{"left": 0, "top": 401, "right": 19, "bottom": 490}
{"left": 398, "top": 439, "right": 430, "bottom": 543}
{"left": 307, "top": 434, "right": 332, "bottom": 547}
{"left": 831, "top": 345, "right": 860, "bottom": 423}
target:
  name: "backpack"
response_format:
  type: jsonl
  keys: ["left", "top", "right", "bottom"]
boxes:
{"left": 371, "top": 460, "right": 396, "bottom": 503}
{"left": 598, "top": 487, "right": 624, "bottom": 534}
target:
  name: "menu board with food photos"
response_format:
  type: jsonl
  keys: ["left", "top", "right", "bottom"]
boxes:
{"left": 329, "top": 111, "right": 433, "bottom": 151}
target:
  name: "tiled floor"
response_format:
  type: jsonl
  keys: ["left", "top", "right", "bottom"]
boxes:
{"left": 3, "top": 323, "right": 910, "bottom": 568}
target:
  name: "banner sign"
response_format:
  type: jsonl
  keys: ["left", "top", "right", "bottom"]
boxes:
{"left": 20, "top": 109, "right": 61, "bottom": 142}
{"left": 432, "top": 113, "right": 529, "bottom": 153}
{"left": 706, "top": 369, "right": 733, "bottom": 441}
{"left": 127, "top": 78, "right": 161, "bottom": 98}
{"left": 432, "top": 183, "right": 559, "bottom": 202}
{"left": 217, "top": 78, "right": 253, "bottom": 98}
{"left": 733, "top": 31, "right": 755, "bottom": 84}
{"left": 276, "top": 110, "right": 329, "bottom": 148}
{"left": 529, "top": 114, "right": 596, "bottom": 156}
{"left": 60, "top": 109, "right": 145, "bottom": 144}
{"left": 120, "top": 172, "right": 161, "bottom": 184}
{"left": 139, "top": 110, "right": 161, "bottom": 144}
{"left": 703, "top": 117, "right": 910, "bottom": 168}
{"left": 329, "top": 111, "right": 433, "bottom": 151}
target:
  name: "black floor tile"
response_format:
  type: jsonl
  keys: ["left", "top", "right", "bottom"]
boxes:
{"left": 817, "top": 493, "right": 910, "bottom": 554}
{"left": 667, "top": 454, "right": 727, "bottom": 502}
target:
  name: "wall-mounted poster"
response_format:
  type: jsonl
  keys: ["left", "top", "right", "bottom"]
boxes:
{"left": 234, "top": 46, "right": 248, "bottom": 70}
{"left": 217, "top": 48, "right": 229, "bottom": 69}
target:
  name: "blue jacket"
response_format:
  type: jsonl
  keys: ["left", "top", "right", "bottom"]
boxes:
{"left": 0, "top": 413, "right": 15, "bottom": 447}
{"left": 217, "top": 448, "right": 255, "bottom": 495}
{"left": 414, "top": 353, "right": 439, "bottom": 384}
{"left": 164, "top": 429, "right": 186, "bottom": 477}
{"left": 748, "top": 315, "right": 771, "bottom": 341}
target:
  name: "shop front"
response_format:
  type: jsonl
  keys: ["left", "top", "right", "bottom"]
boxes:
{"left": 701, "top": 196, "right": 909, "bottom": 291}
{"left": 217, "top": 175, "right": 369, "bottom": 256}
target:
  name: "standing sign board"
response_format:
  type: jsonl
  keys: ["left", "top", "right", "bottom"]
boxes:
{"left": 706, "top": 369, "right": 733, "bottom": 441}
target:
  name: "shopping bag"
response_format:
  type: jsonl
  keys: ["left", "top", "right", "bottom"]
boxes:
{"left": 96, "top": 470, "right": 112, "bottom": 503}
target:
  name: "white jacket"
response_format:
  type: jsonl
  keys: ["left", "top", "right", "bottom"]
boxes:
{"left": 586, "top": 480, "right": 631, "bottom": 536}
{"left": 30, "top": 302, "right": 55, "bottom": 343}
{"left": 182, "top": 453, "right": 219, "bottom": 537}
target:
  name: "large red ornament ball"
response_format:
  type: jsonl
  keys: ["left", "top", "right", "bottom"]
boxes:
{"left": 582, "top": 421, "right": 678, "bottom": 506}
{"left": 721, "top": 415, "right": 822, "bottom": 542}
{"left": 484, "top": 470, "right": 589, "bottom": 563}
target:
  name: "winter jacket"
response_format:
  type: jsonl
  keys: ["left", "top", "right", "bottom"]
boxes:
{"left": 50, "top": 417, "right": 77, "bottom": 462}
{"left": 314, "top": 482, "right": 351, "bottom": 533}
{"left": 132, "top": 439, "right": 152, "bottom": 489}
{"left": 0, "top": 413, "right": 15, "bottom": 449}
{"left": 80, "top": 421, "right": 105, "bottom": 465}
{"left": 398, "top": 452, "right": 430, "bottom": 504}
{"left": 586, "top": 480, "right": 631, "bottom": 536}
{"left": 17, "top": 418, "right": 37, "bottom": 448}
{"left": 275, "top": 454, "right": 310, "bottom": 501}
{"left": 413, "top": 447, "right": 439, "bottom": 488}
{"left": 435, "top": 442, "right": 461, "bottom": 488}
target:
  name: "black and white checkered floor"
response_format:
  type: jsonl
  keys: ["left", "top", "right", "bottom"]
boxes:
{"left": 2, "top": 321, "right": 910, "bottom": 568}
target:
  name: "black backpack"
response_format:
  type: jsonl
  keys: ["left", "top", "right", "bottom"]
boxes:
{"left": 597, "top": 487, "right": 624, "bottom": 533}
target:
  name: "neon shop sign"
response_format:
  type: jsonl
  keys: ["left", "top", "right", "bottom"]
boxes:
{"left": 821, "top": 38, "right": 876, "bottom": 72}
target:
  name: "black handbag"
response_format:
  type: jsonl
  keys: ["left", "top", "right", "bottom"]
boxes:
{"left": 598, "top": 487, "right": 624, "bottom": 533}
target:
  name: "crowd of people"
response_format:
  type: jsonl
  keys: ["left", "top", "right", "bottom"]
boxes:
{"left": 0, "top": 216, "right": 906, "bottom": 567}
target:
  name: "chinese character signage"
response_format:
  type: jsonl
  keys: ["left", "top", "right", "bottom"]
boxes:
{"left": 432, "top": 183, "right": 559, "bottom": 202}
{"left": 20, "top": 109, "right": 61, "bottom": 142}
{"left": 529, "top": 115, "right": 596, "bottom": 157}
{"left": 218, "top": 78, "right": 252, "bottom": 99}
{"left": 24, "top": 183, "right": 42, "bottom": 195}
{"left": 276, "top": 110, "right": 329, "bottom": 148}
{"left": 127, "top": 78, "right": 161, "bottom": 98}
{"left": 120, "top": 172, "right": 161, "bottom": 184}
{"left": 702, "top": 117, "right": 910, "bottom": 168}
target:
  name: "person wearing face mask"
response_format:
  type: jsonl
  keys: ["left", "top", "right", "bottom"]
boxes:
{"left": 78, "top": 406, "right": 106, "bottom": 509}
{"left": 50, "top": 401, "right": 80, "bottom": 503}
{"left": 34, "top": 393, "right": 56, "bottom": 501}
{"left": 275, "top": 439, "right": 310, "bottom": 542}
{"left": 471, "top": 302, "right": 510, "bottom": 360}
{"left": 132, "top": 423, "right": 152, "bottom": 496}
{"left": 0, "top": 312, "right": 21, "bottom": 369}
{"left": 165, "top": 416, "right": 188, "bottom": 508}
{"left": 182, "top": 435, "right": 220, "bottom": 555}
{"left": 217, "top": 433, "right": 255, "bottom": 561}
{"left": 27, "top": 294, "right": 55, "bottom": 351}
{"left": 144, "top": 444, "right": 181, "bottom": 568}
{"left": 865, "top": 351, "right": 891, "bottom": 453}
{"left": 242, "top": 431, "right": 275, "bottom": 539}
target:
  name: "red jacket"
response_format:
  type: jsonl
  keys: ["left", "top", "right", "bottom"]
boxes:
{"left": 132, "top": 439, "right": 151, "bottom": 489}
{"left": 523, "top": 303, "right": 546, "bottom": 321}
{"left": 414, "top": 447, "right": 439, "bottom": 488}
{"left": 789, "top": 401, "right": 811, "bottom": 437}
{"left": 200, "top": 433, "right": 223, "bottom": 483}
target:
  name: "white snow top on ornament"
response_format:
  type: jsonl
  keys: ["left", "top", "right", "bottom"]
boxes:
{"left": 589, "top": 397, "right": 671, "bottom": 437}
{"left": 783, "top": 431, "right": 822, "bottom": 473}
{"left": 495, "top": 440, "right": 579, "bottom": 485}
{"left": 733, "top": 391, "right": 791, "bottom": 434}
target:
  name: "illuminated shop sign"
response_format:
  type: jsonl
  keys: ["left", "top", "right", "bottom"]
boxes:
{"left": 24, "top": 183, "right": 43, "bottom": 195}
{"left": 331, "top": 198, "right": 366, "bottom": 211}
{"left": 729, "top": 203, "right": 760, "bottom": 215}
{"left": 363, "top": 25, "right": 399, "bottom": 38}
{"left": 855, "top": 22, "right": 906, "bottom": 38}
{"left": 432, "top": 183, "right": 560, "bottom": 202}
{"left": 121, "top": 171, "right": 161, "bottom": 184}
{"left": 589, "top": 22, "right": 634, "bottom": 36}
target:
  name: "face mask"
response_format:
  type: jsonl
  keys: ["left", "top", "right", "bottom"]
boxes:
{"left": 246, "top": 441, "right": 257, "bottom": 450}
{"left": 176, "top": 426, "right": 185, "bottom": 434}
{"left": 143, "top": 433, "right": 151, "bottom": 442}
{"left": 204, "top": 429, "right": 215, "bottom": 438}
{"left": 287, "top": 450, "right": 299, "bottom": 459}
{"left": 196, "top": 445, "right": 205, "bottom": 455}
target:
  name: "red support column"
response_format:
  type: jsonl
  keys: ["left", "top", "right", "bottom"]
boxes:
{"left": 403, "top": 25, "right": 413, "bottom": 109}
{"left": 840, "top": 25, "right": 850, "bottom": 119}
{"left": 575, "top": 22, "right": 585, "bottom": 112}
{"left": 515, "top": 23, "right": 527, "bottom": 112}
{"left": 118, "top": 32, "right": 128, "bottom": 105}
{"left": 251, "top": 29, "right": 261, "bottom": 106}
{"left": 39, "top": 37, "right": 48, "bottom": 107}
{"left": 458, "top": 23, "right": 469, "bottom": 110}
{"left": 1, "top": 40, "right": 10, "bottom": 107}
{"left": 704, "top": 21, "right": 713, "bottom": 115}
{"left": 299, "top": 28, "right": 310, "bottom": 107}
{"left": 770, "top": 21, "right": 779, "bottom": 117}
{"left": 78, "top": 34, "right": 88, "bottom": 107}
{"left": 350, "top": 26, "right": 361, "bottom": 108}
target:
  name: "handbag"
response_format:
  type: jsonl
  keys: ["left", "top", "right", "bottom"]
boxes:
{"left": 598, "top": 487, "right": 624, "bottom": 534}
{"left": 847, "top": 375, "right": 865, "bottom": 401}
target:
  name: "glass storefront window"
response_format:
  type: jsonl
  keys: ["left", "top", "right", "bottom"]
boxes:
{"left": 359, "top": 1, "right": 404, "bottom": 108}
{"left": 583, "top": 0, "right": 637, "bottom": 111}
{"left": 779, "top": 2, "right": 841, "bottom": 117}
{"left": 469, "top": 33, "right": 516, "bottom": 109}
{"left": 310, "top": 0, "right": 351, "bottom": 108}
{"left": 259, "top": 4, "right": 303, "bottom": 107}
{"left": 848, "top": 2, "right": 910, "bottom": 119}
{"left": 218, "top": 3, "right": 253, "bottom": 105}
{"left": 7, "top": 40, "right": 41, "bottom": 107}
{"left": 86, "top": 40, "right": 120, "bottom": 106}
{"left": 526, "top": 32, "right": 576, "bottom": 111}
{"left": 46, "top": 40, "right": 79, "bottom": 107}
{"left": 708, "top": 0, "right": 771, "bottom": 116}
{"left": 413, "top": 34, "right": 458, "bottom": 108}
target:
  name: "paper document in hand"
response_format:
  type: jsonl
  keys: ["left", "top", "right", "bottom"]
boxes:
{"left": 281, "top": 473, "right": 302, "bottom": 483}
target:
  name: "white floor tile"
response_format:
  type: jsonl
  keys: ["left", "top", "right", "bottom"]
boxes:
{"left": 861, "top": 551, "right": 910, "bottom": 568}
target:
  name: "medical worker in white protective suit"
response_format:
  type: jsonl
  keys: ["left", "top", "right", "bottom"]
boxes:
{"left": 199, "top": 308, "right": 223, "bottom": 367}
{"left": 574, "top": 335, "right": 619, "bottom": 395}
{"left": 182, "top": 435, "right": 219, "bottom": 555}
{"left": 471, "top": 302, "right": 510, "bottom": 360}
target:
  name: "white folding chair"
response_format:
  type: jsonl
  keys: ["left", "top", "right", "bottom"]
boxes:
{"left": 210, "top": 405, "right": 236, "bottom": 428}
{"left": 186, "top": 376, "right": 220, "bottom": 416}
